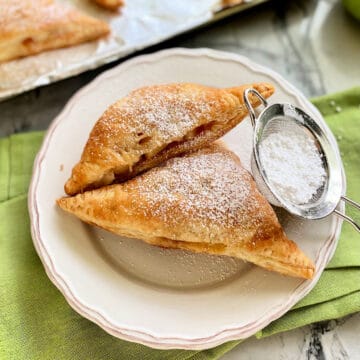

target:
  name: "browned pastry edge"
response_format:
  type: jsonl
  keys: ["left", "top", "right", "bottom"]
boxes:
{"left": 221, "top": 0, "right": 244, "bottom": 8}
{"left": 141, "top": 236, "right": 314, "bottom": 280}
{"left": 93, "top": 0, "right": 124, "bottom": 11}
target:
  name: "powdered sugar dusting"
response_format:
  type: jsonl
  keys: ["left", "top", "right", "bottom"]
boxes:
{"left": 259, "top": 129, "right": 326, "bottom": 205}
{"left": 1, "top": 0, "right": 70, "bottom": 33}
{"left": 109, "top": 84, "right": 224, "bottom": 142}
{"left": 131, "top": 146, "right": 263, "bottom": 233}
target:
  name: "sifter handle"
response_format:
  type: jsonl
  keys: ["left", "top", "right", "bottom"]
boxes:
{"left": 243, "top": 88, "right": 269, "bottom": 127}
{"left": 334, "top": 196, "right": 360, "bottom": 233}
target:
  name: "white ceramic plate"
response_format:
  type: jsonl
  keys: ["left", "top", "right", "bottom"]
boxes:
{"left": 29, "top": 48, "right": 344, "bottom": 350}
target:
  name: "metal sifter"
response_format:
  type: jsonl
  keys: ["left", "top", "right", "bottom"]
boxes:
{"left": 244, "top": 88, "right": 360, "bottom": 232}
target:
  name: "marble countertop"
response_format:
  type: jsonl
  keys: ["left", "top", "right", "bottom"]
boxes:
{"left": 1, "top": 0, "right": 359, "bottom": 358}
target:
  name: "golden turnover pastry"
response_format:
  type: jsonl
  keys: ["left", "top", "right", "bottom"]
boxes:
{"left": 93, "top": 0, "right": 124, "bottom": 11}
{"left": 58, "top": 143, "right": 315, "bottom": 279}
{"left": 0, "top": 0, "right": 110, "bottom": 63}
{"left": 64, "top": 82, "right": 275, "bottom": 196}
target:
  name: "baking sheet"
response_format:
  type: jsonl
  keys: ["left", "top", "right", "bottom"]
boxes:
{"left": 0, "top": 0, "right": 268, "bottom": 101}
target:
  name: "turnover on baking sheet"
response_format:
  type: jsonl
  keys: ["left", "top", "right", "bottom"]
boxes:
{"left": 64, "top": 82, "right": 274, "bottom": 195}
{"left": 0, "top": 0, "right": 110, "bottom": 63}
{"left": 58, "top": 143, "right": 315, "bottom": 279}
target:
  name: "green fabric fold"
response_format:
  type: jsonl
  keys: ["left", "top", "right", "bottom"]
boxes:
{"left": 0, "top": 131, "right": 44, "bottom": 203}
{"left": 0, "top": 88, "right": 359, "bottom": 359}
{"left": 311, "top": 88, "right": 360, "bottom": 268}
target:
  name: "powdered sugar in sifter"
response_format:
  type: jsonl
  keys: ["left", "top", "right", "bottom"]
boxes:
{"left": 244, "top": 88, "right": 360, "bottom": 232}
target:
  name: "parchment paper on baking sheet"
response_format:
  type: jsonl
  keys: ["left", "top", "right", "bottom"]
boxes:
{"left": 0, "top": 0, "right": 265, "bottom": 101}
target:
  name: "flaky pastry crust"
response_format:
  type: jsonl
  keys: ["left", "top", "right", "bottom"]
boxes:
{"left": 58, "top": 143, "right": 315, "bottom": 279}
{"left": 0, "top": 0, "right": 110, "bottom": 63}
{"left": 64, "top": 82, "right": 274, "bottom": 195}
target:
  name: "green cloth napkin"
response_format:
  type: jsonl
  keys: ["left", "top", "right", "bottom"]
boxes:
{"left": 1, "top": 88, "right": 359, "bottom": 359}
